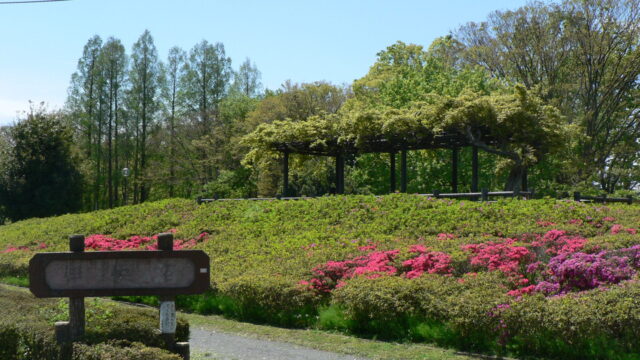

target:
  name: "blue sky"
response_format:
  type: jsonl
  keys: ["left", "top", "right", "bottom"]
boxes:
{"left": 0, "top": 0, "right": 530, "bottom": 125}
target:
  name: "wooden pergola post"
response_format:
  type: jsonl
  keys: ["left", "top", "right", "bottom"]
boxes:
{"left": 390, "top": 152, "right": 397, "bottom": 193}
{"left": 400, "top": 150, "right": 408, "bottom": 193}
{"left": 335, "top": 154, "right": 345, "bottom": 194}
{"left": 471, "top": 146, "right": 479, "bottom": 192}
{"left": 282, "top": 150, "right": 289, "bottom": 197}
{"left": 451, "top": 148, "right": 459, "bottom": 193}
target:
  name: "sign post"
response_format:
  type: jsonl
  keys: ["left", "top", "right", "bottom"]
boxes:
{"left": 68, "top": 235, "right": 85, "bottom": 341}
{"left": 157, "top": 233, "right": 189, "bottom": 359}
{"left": 29, "top": 233, "right": 209, "bottom": 360}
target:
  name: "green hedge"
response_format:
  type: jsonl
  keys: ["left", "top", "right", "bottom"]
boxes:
{"left": 0, "top": 285, "right": 188, "bottom": 360}
{"left": 72, "top": 342, "right": 180, "bottom": 360}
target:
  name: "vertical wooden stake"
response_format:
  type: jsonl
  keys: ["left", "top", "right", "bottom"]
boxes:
{"left": 400, "top": 150, "right": 407, "bottom": 193}
{"left": 521, "top": 167, "right": 528, "bottom": 192}
{"left": 335, "top": 154, "right": 345, "bottom": 195}
{"left": 451, "top": 148, "right": 458, "bottom": 193}
{"left": 175, "top": 342, "right": 190, "bottom": 360}
{"left": 68, "top": 235, "right": 85, "bottom": 342}
{"left": 574, "top": 192, "right": 581, "bottom": 202}
{"left": 389, "top": 152, "right": 396, "bottom": 193}
{"left": 160, "top": 296, "right": 177, "bottom": 348}
{"left": 282, "top": 151, "right": 290, "bottom": 197}
{"left": 471, "top": 146, "right": 479, "bottom": 193}
{"left": 55, "top": 321, "right": 70, "bottom": 344}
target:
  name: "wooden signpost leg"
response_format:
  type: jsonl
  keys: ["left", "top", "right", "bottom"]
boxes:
{"left": 68, "top": 235, "right": 85, "bottom": 342}
{"left": 157, "top": 233, "right": 190, "bottom": 360}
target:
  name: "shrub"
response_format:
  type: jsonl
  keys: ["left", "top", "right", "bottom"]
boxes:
{"left": 72, "top": 341, "right": 181, "bottom": 360}
{"left": 0, "top": 285, "right": 188, "bottom": 359}
{"left": 219, "top": 274, "right": 319, "bottom": 327}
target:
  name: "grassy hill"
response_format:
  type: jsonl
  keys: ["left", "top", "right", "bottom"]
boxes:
{"left": 1, "top": 195, "right": 640, "bottom": 359}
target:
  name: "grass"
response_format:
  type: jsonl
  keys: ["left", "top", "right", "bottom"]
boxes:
{"left": 184, "top": 311, "right": 494, "bottom": 360}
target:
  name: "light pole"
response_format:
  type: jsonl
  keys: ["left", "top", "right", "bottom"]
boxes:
{"left": 122, "top": 167, "right": 130, "bottom": 205}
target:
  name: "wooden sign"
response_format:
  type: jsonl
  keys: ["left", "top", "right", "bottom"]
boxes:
{"left": 28, "top": 233, "right": 202, "bottom": 360}
{"left": 29, "top": 250, "right": 210, "bottom": 298}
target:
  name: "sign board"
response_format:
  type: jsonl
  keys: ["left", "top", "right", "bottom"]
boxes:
{"left": 29, "top": 250, "right": 210, "bottom": 298}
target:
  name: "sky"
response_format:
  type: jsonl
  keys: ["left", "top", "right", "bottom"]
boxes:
{"left": 0, "top": 0, "right": 531, "bottom": 125}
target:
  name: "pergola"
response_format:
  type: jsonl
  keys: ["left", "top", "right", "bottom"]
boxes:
{"left": 274, "top": 132, "right": 528, "bottom": 196}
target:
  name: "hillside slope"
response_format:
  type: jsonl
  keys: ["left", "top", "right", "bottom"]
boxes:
{"left": 1, "top": 195, "right": 640, "bottom": 359}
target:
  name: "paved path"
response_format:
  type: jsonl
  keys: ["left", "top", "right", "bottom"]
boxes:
{"left": 190, "top": 327, "right": 368, "bottom": 360}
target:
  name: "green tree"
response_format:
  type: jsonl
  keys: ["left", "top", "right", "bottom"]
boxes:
{"left": 0, "top": 107, "right": 82, "bottom": 221}
{"left": 66, "top": 35, "right": 103, "bottom": 209}
{"left": 232, "top": 58, "right": 262, "bottom": 98}
{"left": 98, "top": 37, "right": 127, "bottom": 208}
{"left": 182, "top": 40, "right": 232, "bottom": 134}
{"left": 160, "top": 46, "right": 186, "bottom": 197}
{"left": 181, "top": 40, "right": 233, "bottom": 182}
{"left": 342, "top": 40, "right": 504, "bottom": 194}
{"left": 129, "top": 30, "right": 161, "bottom": 202}
{"left": 456, "top": 0, "right": 640, "bottom": 192}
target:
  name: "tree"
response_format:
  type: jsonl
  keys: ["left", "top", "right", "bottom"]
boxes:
{"left": 0, "top": 126, "right": 10, "bottom": 224}
{"left": 66, "top": 35, "right": 102, "bottom": 209}
{"left": 98, "top": 37, "right": 127, "bottom": 207}
{"left": 180, "top": 40, "right": 233, "bottom": 182}
{"left": 161, "top": 46, "right": 186, "bottom": 197}
{"left": 456, "top": 0, "right": 640, "bottom": 192}
{"left": 342, "top": 40, "right": 505, "bottom": 194}
{"left": 129, "top": 30, "right": 161, "bottom": 202}
{"left": 0, "top": 107, "right": 82, "bottom": 221}
{"left": 182, "top": 40, "right": 232, "bottom": 134}
{"left": 232, "top": 58, "right": 262, "bottom": 98}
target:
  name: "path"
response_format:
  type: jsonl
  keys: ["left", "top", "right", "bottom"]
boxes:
{"left": 190, "top": 327, "right": 368, "bottom": 360}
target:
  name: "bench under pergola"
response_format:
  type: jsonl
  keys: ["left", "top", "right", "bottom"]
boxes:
{"left": 274, "top": 132, "right": 528, "bottom": 196}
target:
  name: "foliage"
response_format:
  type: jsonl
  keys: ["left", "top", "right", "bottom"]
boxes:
{"left": 242, "top": 81, "right": 349, "bottom": 196}
{"left": 456, "top": 0, "right": 640, "bottom": 192}
{"left": 64, "top": 32, "right": 264, "bottom": 209}
{"left": 244, "top": 84, "right": 567, "bottom": 190}
{"left": 1, "top": 195, "right": 640, "bottom": 358}
{"left": 72, "top": 342, "right": 180, "bottom": 360}
{"left": 0, "top": 108, "right": 82, "bottom": 221}
{"left": 0, "top": 285, "right": 187, "bottom": 359}
{"left": 242, "top": 40, "right": 568, "bottom": 192}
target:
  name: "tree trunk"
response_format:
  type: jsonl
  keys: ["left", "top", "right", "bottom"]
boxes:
{"left": 504, "top": 164, "right": 525, "bottom": 192}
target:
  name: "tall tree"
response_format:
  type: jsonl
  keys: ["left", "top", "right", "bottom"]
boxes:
{"left": 181, "top": 40, "right": 232, "bottom": 181}
{"left": 182, "top": 40, "right": 232, "bottom": 132}
{"left": 66, "top": 35, "right": 102, "bottom": 209}
{"left": 161, "top": 46, "right": 186, "bottom": 198}
{"left": 98, "top": 37, "right": 127, "bottom": 208}
{"left": 129, "top": 30, "right": 160, "bottom": 202}
{"left": 232, "top": 58, "right": 262, "bottom": 97}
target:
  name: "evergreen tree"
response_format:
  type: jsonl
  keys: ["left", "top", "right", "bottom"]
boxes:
{"left": 0, "top": 107, "right": 82, "bottom": 221}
